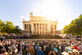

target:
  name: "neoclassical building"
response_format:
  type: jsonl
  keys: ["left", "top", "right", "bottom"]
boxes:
{"left": 23, "top": 12, "right": 58, "bottom": 35}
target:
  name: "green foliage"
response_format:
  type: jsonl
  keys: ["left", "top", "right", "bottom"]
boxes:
{"left": 63, "top": 15, "right": 82, "bottom": 35}
{"left": 5, "top": 21, "right": 15, "bottom": 33}
{"left": 0, "top": 20, "right": 6, "bottom": 33}
{"left": 13, "top": 26, "right": 22, "bottom": 34}
{"left": 0, "top": 20, "right": 22, "bottom": 34}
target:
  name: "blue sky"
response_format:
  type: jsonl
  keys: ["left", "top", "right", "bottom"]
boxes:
{"left": 0, "top": 0, "right": 82, "bottom": 30}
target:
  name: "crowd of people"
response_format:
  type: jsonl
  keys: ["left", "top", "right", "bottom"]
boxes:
{"left": 0, "top": 39, "right": 82, "bottom": 55}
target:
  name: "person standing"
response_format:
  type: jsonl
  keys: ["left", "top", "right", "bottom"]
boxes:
{"left": 37, "top": 47, "right": 44, "bottom": 55}
{"left": 48, "top": 48, "right": 56, "bottom": 55}
{"left": 28, "top": 45, "right": 35, "bottom": 55}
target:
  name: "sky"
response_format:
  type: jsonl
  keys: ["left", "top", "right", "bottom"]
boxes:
{"left": 0, "top": 0, "right": 82, "bottom": 30}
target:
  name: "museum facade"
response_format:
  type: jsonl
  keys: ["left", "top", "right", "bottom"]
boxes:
{"left": 23, "top": 12, "right": 58, "bottom": 35}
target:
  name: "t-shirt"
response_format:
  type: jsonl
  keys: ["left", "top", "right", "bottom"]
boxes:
{"left": 74, "top": 46, "right": 78, "bottom": 50}
{"left": 53, "top": 48, "right": 59, "bottom": 53}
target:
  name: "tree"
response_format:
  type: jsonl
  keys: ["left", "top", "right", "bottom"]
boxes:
{"left": 13, "top": 26, "right": 22, "bottom": 34}
{"left": 5, "top": 21, "right": 15, "bottom": 33}
{"left": 63, "top": 15, "right": 82, "bottom": 35}
{"left": 0, "top": 20, "right": 6, "bottom": 34}
{"left": 0, "top": 20, "right": 22, "bottom": 35}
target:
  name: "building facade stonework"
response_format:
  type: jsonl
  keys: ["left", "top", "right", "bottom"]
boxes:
{"left": 23, "top": 13, "right": 58, "bottom": 35}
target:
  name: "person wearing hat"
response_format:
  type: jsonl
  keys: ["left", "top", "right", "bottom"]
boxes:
{"left": 37, "top": 47, "right": 44, "bottom": 55}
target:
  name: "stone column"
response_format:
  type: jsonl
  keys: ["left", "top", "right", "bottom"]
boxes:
{"left": 31, "top": 23, "right": 34, "bottom": 35}
{"left": 41, "top": 23, "right": 42, "bottom": 34}
{"left": 36, "top": 23, "right": 37, "bottom": 35}
{"left": 39, "top": 23, "right": 40, "bottom": 34}
{"left": 34, "top": 23, "right": 35, "bottom": 34}
{"left": 36, "top": 23, "right": 38, "bottom": 34}
{"left": 43, "top": 23, "right": 44, "bottom": 34}
{"left": 44, "top": 24, "right": 45, "bottom": 34}
{"left": 40, "top": 23, "right": 41, "bottom": 34}
{"left": 47, "top": 23, "right": 51, "bottom": 34}
{"left": 42, "top": 23, "right": 43, "bottom": 34}
{"left": 27, "top": 24, "right": 28, "bottom": 30}
{"left": 40, "top": 23, "right": 42, "bottom": 34}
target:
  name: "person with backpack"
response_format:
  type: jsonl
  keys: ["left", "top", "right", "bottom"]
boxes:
{"left": 48, "top": 48, "right": 56, "bottom": 55}
{"left": 44, "top": 45, "right": 51, "bottom": 55}
{"left": 53, "top": 45, "right": 59, "bottom": 55}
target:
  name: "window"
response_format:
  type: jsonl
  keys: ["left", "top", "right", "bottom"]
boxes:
{"left": 24, "top": 24, "right": 27, "bottom": 29}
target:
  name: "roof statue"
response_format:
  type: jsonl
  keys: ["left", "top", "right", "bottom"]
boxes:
{"left": 23, "top": 18, "right": 26, "bottom": 21}
{"left": 30, "top": 12, "right": 33, "bottom": 16}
